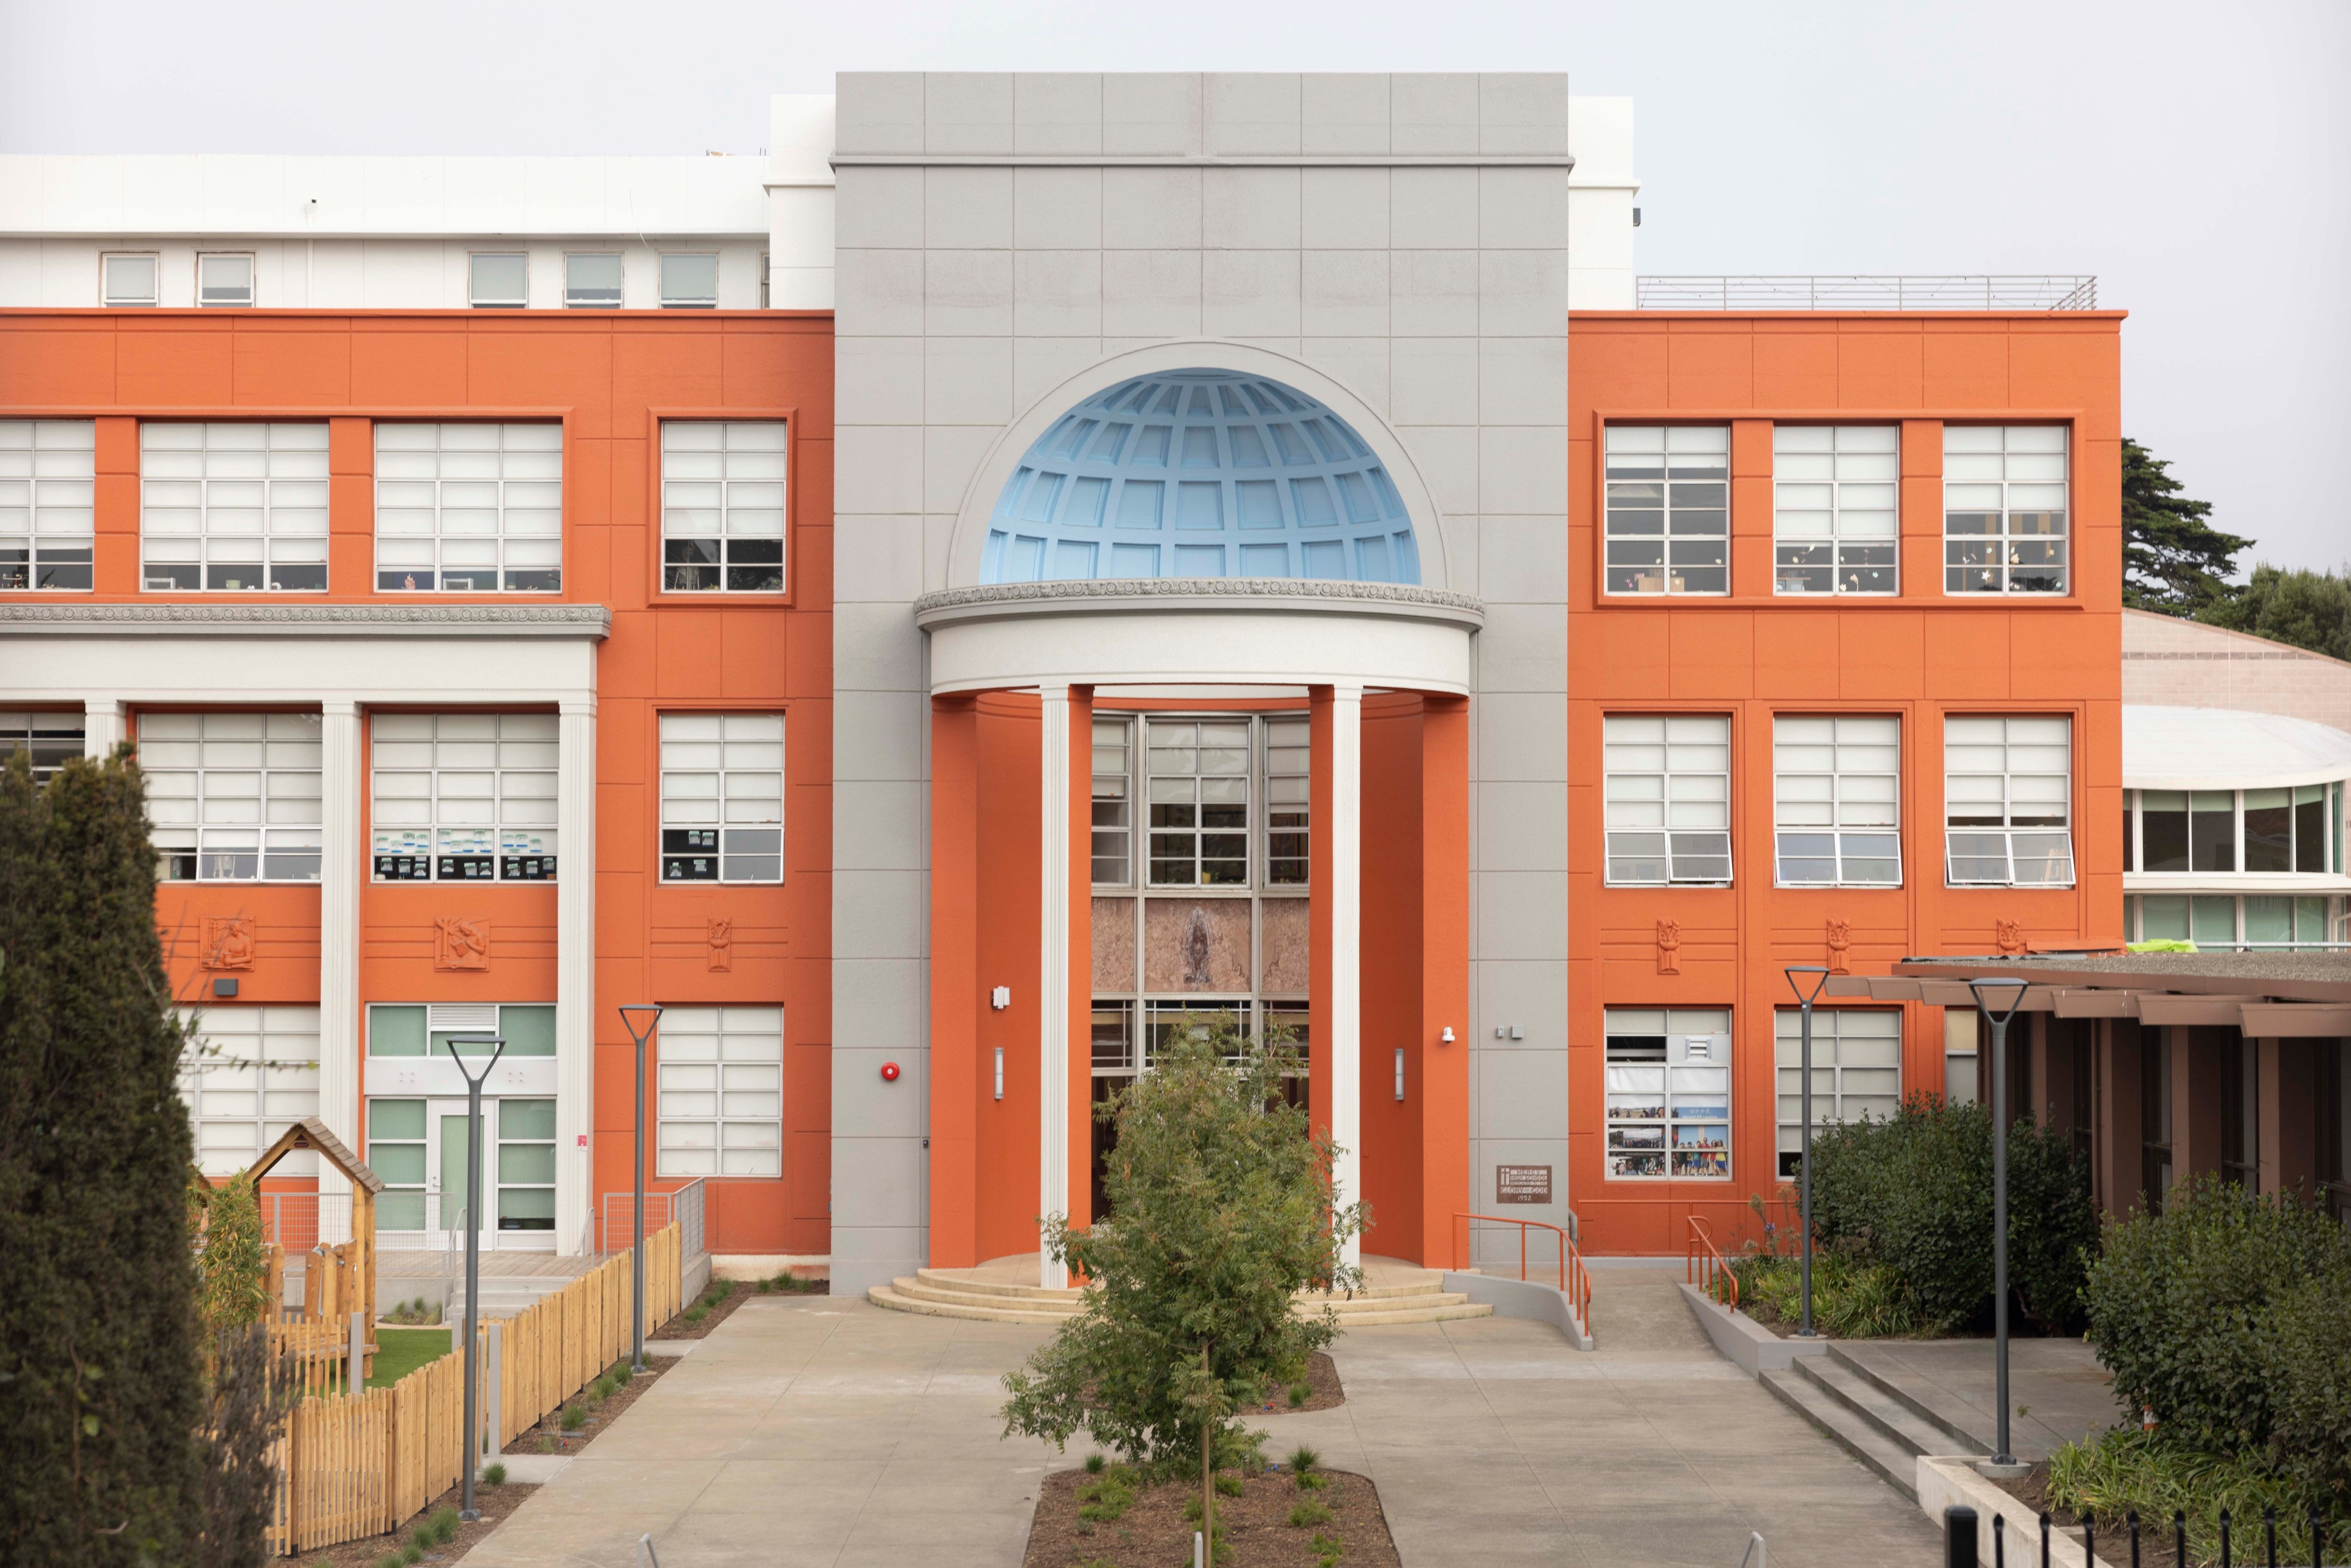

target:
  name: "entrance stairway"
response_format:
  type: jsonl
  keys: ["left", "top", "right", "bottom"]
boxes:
{"left": 868, "top": 1254, "right": 1495, "bottom": 1327}
{"left": 1760, "top": 1345, "right": 1980, "bottom": 1500}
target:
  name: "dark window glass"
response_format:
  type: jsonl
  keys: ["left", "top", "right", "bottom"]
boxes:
{"left": 2189, "top": 790, "right": 2235, "bottom": 872}
{"left": 2244, "top": 789, "right": 2292, "bottom": 873}
{"left": 2141, "top": 790, "right": 2188, "bottom": 872}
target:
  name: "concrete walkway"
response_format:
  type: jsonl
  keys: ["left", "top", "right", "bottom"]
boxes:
{"left": 1833, "top": 1338, "right": 2123, "bottom": 1461}
{"left": 468, "top": 1266, "right": 1941, "bottom": 1566}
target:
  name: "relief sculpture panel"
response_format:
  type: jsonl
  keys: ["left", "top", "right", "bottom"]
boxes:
{"left": 1142, "top": 899, "right": 1253, "bottom": 992}
{"left": 1092, "top": 898, "right": 1136, "bottom": 992}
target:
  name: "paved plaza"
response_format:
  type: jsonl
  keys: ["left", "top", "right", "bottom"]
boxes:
{"left": 467, "top": 1267, "right": 1946, "bottom": 1567}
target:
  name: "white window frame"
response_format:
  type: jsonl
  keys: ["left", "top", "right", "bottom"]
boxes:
{"left": 141, "top": 711, "right": 323, "bottom": 883}
{"left": 659, "top": 252, "right": 719, "bottom": 309}
{"left": 1604, "top": 1009, "right": 1731, "bottom": 1180}
{"left": 495, "top": 1098, "right": 557, "bottom": 1233}
{"left": 373, "top": 422, "right": 563, "bottom": 593}
{"left": 1604, "top": 715, "right": 1732, "bottom": 886}
{"left": 658, "top": 713, "right": 785, "bottom": 883}
{"left": 468, "top": 252, "right": 528, "bottom": 309}
{"left": 564, "top": 252, "right": 624, "bottom": 309}
{"left": 178, "top": 1005, "right": 322, "bottom": 1177}
{"left": 102, "top": 251, "right": 160, "bottom": 307}
{"left": 659, "top": 421, "right": 787, "bottom": 594}
{"left": 1772, "top": 425, "right": 1898, "bottom": 596}
{"left": 1603, "top": 425, "right": 1730, "bottom": 596}
{"left": 1773, "top": 715, "right": 1900, "bottom": 887}
{"left": 1146, "top": 717, "right": 1253, "bottom": 887}
{"left": 197, "top": 252, "right": 256, "bottom": 308}
{"left": 0, "top": 419, "right": 96, "bottom": 591}
{"left": 2127, "top": 783, "right": 2342, "bottom": 879}
{"left": 1774, "top": 1008, "right": 1901, "bottom": 1177}
{"left": 369, "top": 713, "right": 559, "bottom": 883}
{"left": 1943, "top": 425, "right": 2069, "bottom": 596}
{"left": 1944, "top": 715, "right": 2074, "bottom": 887}
{"left": 140, "top": 422, "right": 331, "bottom": 593}
{"left": 0, "top": 711, "right": 86, "bottom": 784}
{"left": 1091, "top": 716, "right": 1133, "bottom": 887}
{"left": 2127, "top": 892, "right": 2342, "bottom": 951}
{"left": 657, "top": 1007, "right": 784, "bottom": 1178}
{"left": 1264, "top": 715, "right": 1310, "bottom": 887}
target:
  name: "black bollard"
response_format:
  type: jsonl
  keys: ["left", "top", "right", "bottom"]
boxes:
{"left": 2175, "top": 1511, "right": 2186, "bottom": 1568}
{"left": 2131, "top": 1510, "right": 2142, "bottom": 1568}
{"left": 2041, "top": 1512, "right": 2052, "bottom": 1568}
{"left": 1993, "top": 1511, "right": 2006, "bottom": 1568}
{"left": 1947, "top": 1504, "right": 1980, "bottom": 1568}
{"left": 2268, "top": 1506, "right": 2279, "bottom": 1568}
{"left": 2223, "top": 1507, "right": 2234, "bottom": 1568}
{"left": 2311, "top": 1507, "right": 2323, "bottom": 1568}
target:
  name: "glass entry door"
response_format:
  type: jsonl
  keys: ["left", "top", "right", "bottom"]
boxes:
{"left": 367, "top": 1095, "right": 557, "bottom": 1251}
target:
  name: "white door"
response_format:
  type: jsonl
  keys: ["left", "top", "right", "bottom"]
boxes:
{"left": 367, "top": 1095, "right": 557, "bottom": 1251}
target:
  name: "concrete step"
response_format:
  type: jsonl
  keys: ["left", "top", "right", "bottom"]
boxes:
{"left": 1793, "top": 1356, "right": 1967, "bottom": 1463}
{"left": 868, "top": 1275, "right": 1493, "bottom": 1327}
{"left": 1761, "top": 1365, "right": 1921, "bottom": 1501}
{"left": 911, "top": 1267, "right": 1082, "bottom": 1303}
{"left": 891, "top": 1277, "right": 1084, "bottom": 1315}
{"left": 866, "top": 1283, "right": 1075, "bottom": 1325}
{"left": 1824, "top": 1346, "right": 1988, "bottom": 1453}
{"left": 1311, "top": 1300, "right": 1494, "bottom": 1326}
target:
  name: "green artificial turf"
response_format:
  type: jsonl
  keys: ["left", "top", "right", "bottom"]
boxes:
{"left": 367, "top": 1326, "right": 455, "bottom": 1389}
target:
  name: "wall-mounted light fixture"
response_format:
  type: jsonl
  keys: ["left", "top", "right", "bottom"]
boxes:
{"left": 1394, "top": 1047, "right": 1406, "bottom": 1101}
{"left": 1439, "top": 1026, "right": 1455, "bottom": 1045}
{"left": 994, "top": 1046, "right": 1004, "bottom": 1100}
{"left": 990, "top": 986, "right": 1010, "bottom": 1010}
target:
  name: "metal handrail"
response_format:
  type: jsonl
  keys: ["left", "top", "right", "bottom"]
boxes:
{"left": 1688, "top": 1215, "right": 1738, "bottom": 1309}
{"left": 1635, "top": 274, "right": 2097, "bottom": 312}
{"left": 1455, "top": 1212, "right": 1592, "bottom": 1330}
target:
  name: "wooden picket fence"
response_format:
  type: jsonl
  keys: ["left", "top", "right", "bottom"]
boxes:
{"left": 264, "top": 1223, "right": 683, "bottom": 1556}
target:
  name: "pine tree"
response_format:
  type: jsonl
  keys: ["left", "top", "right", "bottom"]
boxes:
{"left": 2121, "top": 437, "right": 2249, "bottom": 615}
{"left": 0, "top": 748, "right": 204, "bottom": 1564}
{"left": 2199, "top": 563, "right": 2351, "bottom": 663}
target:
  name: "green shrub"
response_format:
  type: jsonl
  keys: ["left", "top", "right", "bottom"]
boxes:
{"left": 1288, "top": 1499, "right": 1335, "bottom": 1528}
{"left": 1288, "top": 1443, "right": 1319, "bottom": 1474}
{"left": 590, "top": 1374, "right": 617, "bottom": 1403}
{"left": 1082, "top": 1451, "right": 1105, "bottom": 1474}
{"left": 399, "top": 1544, "right": 423, "bottom": 1566}
{"left": 1214, "top": 1471, "right": 1243, "bottom": 1498}
{"left": 560, "top": 1403, "right": 586, "bottom": 1432}
{"left": 1729, "top": 1249, "right": 1924, "bottom": 1338}
{"left": 1808, "top": 1093, "right": 2097, "bottom": 1332}
{"left": 1074, "top": 1465, "right": 1136, "bottom": 1525}
{"left": 2085, "top": 1176, "right": 2351, "bottom": 1466}
{"left": 2045, "top": 1427, "right": 2344, "bottom": 1567}
{"left": 478, "top": 1463, "right": 504, "bottom": 1488}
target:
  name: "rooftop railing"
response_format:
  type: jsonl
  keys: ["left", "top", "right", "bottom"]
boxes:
{"left": 1635, "top": 274, "right": 2098, "bottom": 311}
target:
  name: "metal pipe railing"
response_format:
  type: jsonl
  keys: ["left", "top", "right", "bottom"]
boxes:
{"left": 1636, "top": 275, "right": 2097, "bottom": 312}
{"left": 1687, "top": 1215, "right": 1738, "bottom": 1309}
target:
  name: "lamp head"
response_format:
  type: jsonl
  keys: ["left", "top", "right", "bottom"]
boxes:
{"left": 445, "top": 1033, "right": 506, "bottom": 1085}
{"left": 1783, "top": 964, "right": 1831, "bottom": 1007}
{"left": 1967, "top": 975, "right": 2033, "bottom": 1026}
{"left": 618, "top": 1003, "right": 664, "bottom": 1048}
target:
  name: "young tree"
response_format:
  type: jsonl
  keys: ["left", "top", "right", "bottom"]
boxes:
{"left": 0, "top": 749, "right": 204, "bottom": 1565}
{"left": 195, "top": 1172, "right": 271, "bottom": 1335}
{"left": 2198, "top": 563, "right": 2351, "bottom": 662}
{"left": 2121, "top": 437, "right": 2249, "bottom": 616}
{"left": 1000, "top": 1013, "right": 1364, "bottom": 1555}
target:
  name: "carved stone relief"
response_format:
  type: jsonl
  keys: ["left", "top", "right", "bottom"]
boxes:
{"left": 433, "top": 917, "right": 492, "bottom": 972}
{"left": 1654, "top": 919, "right": 1681, "bottom": 976}
{"left": 201, "top": 915, "right": 257, "bottom": 971}
{"left": 1142, "top": 899, "right": 1252, "bottom": 992}
{"left": 706, "top": 917, "right": 733, "bottom": 973}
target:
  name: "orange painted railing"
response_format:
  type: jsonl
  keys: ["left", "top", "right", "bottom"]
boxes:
{"left": 1453, "top": 1213, "right": 1591, "bottom": 1331}
{"left": 1687, "top": 1215, "right": 1737, "bottom": 1309}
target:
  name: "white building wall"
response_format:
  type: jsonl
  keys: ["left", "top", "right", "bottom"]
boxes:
{"left": 1566, "top": 97, "right": 1638, "bottom": 310}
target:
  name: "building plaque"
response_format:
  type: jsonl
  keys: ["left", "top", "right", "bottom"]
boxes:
{"left": 1496, "top": 1165, "right": 1552, "bottom": 1205}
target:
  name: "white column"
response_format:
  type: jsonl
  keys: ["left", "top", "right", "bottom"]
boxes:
{"left": 81, "top": 697, "right": 124, "bottom": 759}
{"left": 1038, "top": 683, "right": 1072, "bottom": 1289}
{"left": 556, "top": 702, "right": 598, "bottom": 1256}
{"left": 316, "top": 700, "right": 362, "bottom": 1205}
{"left": 1330, "top": 683, "right": 1363, "bottom": 1270}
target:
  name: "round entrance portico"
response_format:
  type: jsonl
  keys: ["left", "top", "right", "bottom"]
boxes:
{"left": 917, "top": 350, "right": 1482, "bottom": 1289}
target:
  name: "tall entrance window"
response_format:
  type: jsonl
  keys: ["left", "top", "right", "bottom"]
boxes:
{"left": 370, "top": 712, "right": 558, "bottom": 882}
{"left": 1772, "top": 1008, "right": 1900, "bottom": 1177}
{"left": 1604, "top": 1009, "right": 1731, "bottom": 1180}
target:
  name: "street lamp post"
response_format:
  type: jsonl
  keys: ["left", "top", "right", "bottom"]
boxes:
{"left": 1968, "top": 975, "right": 2033, "bottom": 1475}
{"left": 1784, "top": 965, "right": 1831, "bottom": 1338}
{"left": 448, "top": 1032, "right": 507, "bottom": 1521}
{"left": 618, "top": 1005, "right": 664, "bottom": 1376}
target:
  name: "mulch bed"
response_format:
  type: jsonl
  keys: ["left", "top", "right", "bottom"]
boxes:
{"left": 648, "top": 1275, "right": 828, "bottom": 1341}
{"left": 1243, "top": 1351, "right": 1344, "bottom": 1416}
{"left": 1026, "top": 1466, "right": 1400, "bottom": 1568}
{"left": 294, "top": 1481, "right": 538, "bottom": 1568}
{"left": 507, "top": 1349, "right": 673, "bottom": 1455}
{"left": 1991, "top": 1465, "right": 2185, "bottom": 1568}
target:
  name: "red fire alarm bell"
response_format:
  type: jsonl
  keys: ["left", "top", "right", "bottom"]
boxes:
{"left": 880, "top": 1061, "right": 901, "bottom": 1082}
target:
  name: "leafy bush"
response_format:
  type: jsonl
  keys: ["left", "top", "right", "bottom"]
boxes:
{"left": 1288, "top": 1499, "right": 1335, "bottom": 1528}
{"left": 2085, "top": 1175, "right": 2351, "bottom": 1477}
{"left": 1728, "top": 1250, "right": 1924, "bottom": 1339}
{"left": 196, "top": 1174, "right": 270, "bottom": 1332}
{"left": 2045, "top": 1426, "right": 2344, "bottom": 1567}
{"left": 1809, "top": 1093, "right": 2097, "bottom": 1332}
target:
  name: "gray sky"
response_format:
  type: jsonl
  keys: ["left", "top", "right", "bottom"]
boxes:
{"left": 5, "top": 0, "right": 2345, "bottom": 574}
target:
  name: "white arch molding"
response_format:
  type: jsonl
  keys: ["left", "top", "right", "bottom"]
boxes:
{"left": 944, "top": 340, "right": 1461, "bottom": 594}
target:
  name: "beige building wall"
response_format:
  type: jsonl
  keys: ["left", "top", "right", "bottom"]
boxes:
{"left": 2123, "top": 607, "right": 2351, "bottom": 733}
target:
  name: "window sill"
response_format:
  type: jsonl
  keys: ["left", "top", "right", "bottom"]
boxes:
{"left": 1602, "top": 882, "right": 1734, "bottom": 891}
{"left": 1596, "top": 593, "right": 2085, "bottom": 611}
{"left": 1943, "top": 882, "right": 2077, "bottom": 891}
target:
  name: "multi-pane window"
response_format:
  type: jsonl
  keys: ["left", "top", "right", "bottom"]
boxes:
{"left": 178, "top": 1005, "right": 321, "bottom": 1177}
{"left": 370, "top": 713, "right": 558, "bottom": 882}
{"left": 1603, "top": 715, "right": 1731, "bottom": 885}
{"left": 1605, "top": 1009, "right": 1731, "bottom": 1180}
{"left": 1147, "top": 719, "right": 1250, "bottom": 885}
{"left": 1265, "top": 717, "right": 1309, "bottom": 885}
{"left": 197, "top": 253, "right": 255, "bottom": 307}
{"left": 141, "top": 712, "right": 323, "bottom": 882}
{"left": 0, "top": 712, "right": 84, "bottom": 783}
{"left": 1092, "top": 718, "right": 1133, "bottom": 885}
{"left": 659, "top": 422, "right": 787, "bottom": 593}
{"left": 564, "top": 253, "right": 623, "bottom": 308}
{"left": 374, "top": 423, "right": 563, "bottom": 592}
{"left": 659, "top": 253, "right": 719, "bottom": 309}
{"left": 0, "top": 419, "right": 96, "bottom": 591}
{"left": 1773, "top": 716, "right": 1900, "bottom": 885}
{"left": 658, "top": 713, "right": 784, "bottom": 883}
{"left": 102, "top": 252, "right": 159, "bottom": 307}
{"left": 366, "top": 1098, "right": 430, "bottom": 1230}
{"left": 1603, "top": 426, "right": 1729, "bottom": 595}
{"left": 2128, "top": 784, "right": 2341, "bottom": 876}
{"left": 1773, "top": 426, "right": 1897, "bottom": 595}
{"left": 468, "top": 253, "right": 527, "bottom": 309}
{"left": 141, "top": 422, "right": 330, "bottom": 592}
{"left": 367, "top": 1002, "right": 556, "bottom": 1061}
{"left": 1944, "top": 426, "right": 2069, "bottom": 595}
{"left": 1944, "top": 715, "right": 2073, "bottom": 885}
{"left": 658, "top": 1007, "right": 784, "bottom": 1177}
{"left": 497, "top": 1099, "right": 557, "bottom": 1232}
{"left": 2127, "top": 893, "right": 2339, "bottom": 951}
{"left": 1774, "top": 1009, "right": 1900, "bottom": 1177}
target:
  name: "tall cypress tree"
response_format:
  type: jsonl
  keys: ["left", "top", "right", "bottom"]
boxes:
{"left": 2121, "top": 436, "right": 2250, "bottom": 615}
{"left": 0, "top": 748, "right": 203, "bottom": 1564}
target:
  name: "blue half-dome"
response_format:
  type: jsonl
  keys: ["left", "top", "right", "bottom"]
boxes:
{"left": 980, "top": 369, "right": 1420, "bottom": 585}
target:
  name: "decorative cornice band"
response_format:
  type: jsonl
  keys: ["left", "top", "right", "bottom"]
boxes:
{"left": 0, "top": 604, "right": 613, "bottom": 638}
{"left": 913, "top": 578, "right": 1485, "bottom": 630}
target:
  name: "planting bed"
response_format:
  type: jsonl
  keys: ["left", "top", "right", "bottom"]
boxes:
{"left": 651, "top": 1274, "right": 828, "bottom": 1341}
{"left": 1024, "top": 1463, "right": 1400, "bottom": 1568}
{"left": 1245, "top": 1351, "right": 1344, "bottom": 1415}
{"left": 295, "top": 1480, "right": 537, "bottom": 1568}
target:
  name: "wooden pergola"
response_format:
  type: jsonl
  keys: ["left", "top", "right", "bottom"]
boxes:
{"left": 248, "top": 1116, "right": 386, "bottom": 1335}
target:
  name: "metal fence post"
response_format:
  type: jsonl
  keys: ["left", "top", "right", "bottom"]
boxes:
{"left": 347, "top": 1308, "right": 364, "bottom": 1395}
{"left": 1946, "top": 1504, "right": 1979, "bottom": 1568}
{"left": 486, "top": 1319, "right": 503, "bottom": 1457}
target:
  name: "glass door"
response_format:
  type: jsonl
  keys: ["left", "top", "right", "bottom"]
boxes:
{"left": 370, "top": 1096, "right": 544, "bottom": 1251}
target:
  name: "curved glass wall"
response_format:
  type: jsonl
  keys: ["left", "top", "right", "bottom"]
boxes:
{"left": 980, "top": 369, "right": 1420, "bottom": 585}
